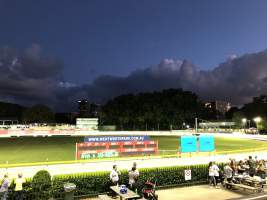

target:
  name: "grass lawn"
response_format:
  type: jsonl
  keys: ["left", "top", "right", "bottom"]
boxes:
{"left": 0, "top": 137, "right": 83, "bottom": 164}
{"left": 0, "top": 136, "right": 266, "bottom": 165}
{"left": 151, "top": 136, "right": 267, "bottom": 153}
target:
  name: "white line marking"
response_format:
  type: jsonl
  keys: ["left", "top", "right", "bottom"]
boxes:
{"left": 242, "top": 194, "right": 267, "bottom": 200}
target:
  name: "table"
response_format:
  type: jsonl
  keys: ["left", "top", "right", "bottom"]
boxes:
{"left": 110, "top": 185, "right": 140, "bottom": 200}
{"left": 234, "top": 175, "right": 265, "bottom": 192}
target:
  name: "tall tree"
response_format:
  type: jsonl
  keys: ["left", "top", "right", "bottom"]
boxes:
{"left": 232, "top": 111, "right": 245, "bottom": 128}
{"left": 101, "top": 89, "right": 207, "bottom": 130}
{"left": 22, "top": 105, "right": 55, "bottom": 123}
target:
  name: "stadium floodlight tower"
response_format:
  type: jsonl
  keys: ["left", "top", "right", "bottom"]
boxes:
{"left": 253, "top": 117, "right": 261, "bottom": 131}
{"left": 242, "top": 118, "right": 247, "bottom": 129}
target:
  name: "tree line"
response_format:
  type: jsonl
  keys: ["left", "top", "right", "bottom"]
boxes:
{"left": 0, "top": 89, "right": 266, "bottom": 131}
{"left": 227, "top": 95, "right": 267, "bottom": 131}
{"left": 100, "top": 89, "right": 213, "bottom": 130}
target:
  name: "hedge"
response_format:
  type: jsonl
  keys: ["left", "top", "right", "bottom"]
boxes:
{"left": 6, "top": 163, "right": 224, "bottom": 199}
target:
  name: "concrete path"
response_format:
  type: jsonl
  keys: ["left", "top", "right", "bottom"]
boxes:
{"left": 87, "top": 185, "right": 245, "bottom": 200}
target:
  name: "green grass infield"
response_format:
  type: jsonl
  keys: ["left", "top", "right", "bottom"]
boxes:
{"left": 0, "top": 135, "right": 266, "bottom": 167}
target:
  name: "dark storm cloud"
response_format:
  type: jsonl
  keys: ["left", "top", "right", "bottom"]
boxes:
{"left": 0, "top": 45, "right": 66, "bottom": 108}
{"left": 85, "top": 50, "right": 267, "bottom": 105}
{"left": 1, "top": 44, "right": 267, "bottom": 111}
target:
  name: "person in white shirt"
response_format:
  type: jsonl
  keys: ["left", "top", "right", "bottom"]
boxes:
{"left": 128, "top": 167, "right": 139, "bottom": 189}
{"left": 208, "top": 161, "right": 216, "bottom": 188}
{"left": 110, "top": 165, "right": 121, "bottom": 198}
{"left": 212, "top": 162, "right": 220, "bottom": 188}
{"left": 132, "top": 162, "right": 139, "bottom": 174}
{"left": 110, "top": 165, "right": 120, "bottom": 185}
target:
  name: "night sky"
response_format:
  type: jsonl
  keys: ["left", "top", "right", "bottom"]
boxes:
{"left": 1, "top": 0, "right": 267, "bottom": 111}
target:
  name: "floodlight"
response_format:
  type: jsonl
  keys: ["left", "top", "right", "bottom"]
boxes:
{"left": 242, "top": 118, "right": 247, "bottom": 123}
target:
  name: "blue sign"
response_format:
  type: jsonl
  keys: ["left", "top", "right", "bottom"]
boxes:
{"left": 84, "top": 135, "right": 151, "bottom": 142}
{"left": 199, "top": 135, "right": 215, "bottom": 152}
{"left": 181, "top": 136, "right": 197, "bottom": 153}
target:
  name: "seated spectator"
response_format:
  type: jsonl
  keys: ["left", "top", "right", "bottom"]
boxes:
{"left": 237, "top": 160, "right": 246, "bottom": 174}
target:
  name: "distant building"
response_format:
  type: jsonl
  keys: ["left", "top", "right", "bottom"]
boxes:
{"left": 0, "top": 117, "right": 19, "bottom": 128}
{"left": 199, "top": 121, "right": 235, "bottom": 128}
{"left": 78, "top": 99, "right": 90, "bottom": 118}
{"left": 76, "top": 118, "right": 98, "bottom": 130}
{"left": 253, "top": 95, "right": 267, "bottom": 103}
{"left": 205, "top": 101, "right": 231, "bottom": 119}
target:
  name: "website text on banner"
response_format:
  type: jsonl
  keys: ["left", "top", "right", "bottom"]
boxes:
{"left": 77, "top": 136, "right": 157, "bottom": 159}
{"left": 84, "top": 135, "right": 151, "bottom": 142}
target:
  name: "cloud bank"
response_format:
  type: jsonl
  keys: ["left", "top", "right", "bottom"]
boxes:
{"left": 1, "top": 44, "right": 267, "bottom": 111}
{"left": 86, "top": 50, "right": 267, "bottom": 106}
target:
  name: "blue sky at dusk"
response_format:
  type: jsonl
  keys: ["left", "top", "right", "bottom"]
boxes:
{"left": 1, "top": 0, "right": 267, "bottom": 84}
{"left": 1, "top": 0, "right": 267, "bottom": 110}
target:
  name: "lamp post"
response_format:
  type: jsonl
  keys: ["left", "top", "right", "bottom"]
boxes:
{"left": 242, "top": 118, "right": 247, "bottom": 129}
{"left": 253, "top": 117, "right": 261, "bottom": 132}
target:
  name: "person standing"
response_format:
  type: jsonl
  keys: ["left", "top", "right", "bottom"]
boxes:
{"left": 110, "top": 165, "right": 120, "bottom": 198}
{"left": 212, "top": 162, "right": 220, "bottom": 188}
{"left": 128, "top": 166, "right": 139, "bottom": 191}
{"left": 132, "top": 162, "right": 139, "bottom": 175}
{"left": 208, "top": 162, "right": 216, "bottom": 188}
{"left": 14, "top": 173, "right": 25, "bottom": 200}
{"left": 0, "top": 174, "right": 10, "bottom": 200}
{"left": 223, "top": 163, "right": 233, "bottom": 189}
{"left": 248, "top": 156, "right": 256, "bottom": 177}
{"left": 110, "top": 165, "right": 120, "bottom": 186}
{"left": 256, "top": 160, "right": 266, "bottom": 179}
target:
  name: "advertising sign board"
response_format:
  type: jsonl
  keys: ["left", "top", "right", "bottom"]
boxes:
{"left": 181, "top": 136, "right": 197, "bottom": 153}
{"left": 199, "top": 135, "right": 215, "bottom": 152}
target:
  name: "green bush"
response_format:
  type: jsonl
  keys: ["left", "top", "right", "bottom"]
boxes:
{"left": 51, "top": 163, "right": 215, "bottom": 198}
{"left": 7, "top": 163, "right": 224, "bottom": 199}
{"left": 31, "top": 170, "right": 52, "bottom": 200}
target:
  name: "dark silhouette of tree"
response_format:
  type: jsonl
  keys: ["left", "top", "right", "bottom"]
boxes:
{"left": 0, "top": 102, "right": 26, "bottom": 122}
{"left": 225, "top": 107, "right": 240, "bottom": 119}
{"left": 230, "top": 95, "right": 267, "bottom": 131}
{"left": 241, "top": 95, "right": 267, "bottom": 119}
{"left": 101, "top": 89, "right": 207, "bottom": 130}
{"left": 22, "top": 105, "right": 55, "bottom": 123}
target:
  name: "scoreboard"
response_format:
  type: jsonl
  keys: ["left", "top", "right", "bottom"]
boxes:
{"left": 76, "top": 140, "right": 158, "bottom": 159}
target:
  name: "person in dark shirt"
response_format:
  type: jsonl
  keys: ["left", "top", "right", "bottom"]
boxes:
{"left": 248, "top": 156, "right": 256, "bottom": 177}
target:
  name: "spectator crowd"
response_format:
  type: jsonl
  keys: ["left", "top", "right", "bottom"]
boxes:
{"left": 208, "top": 156, "right": 267, "bottom": 188}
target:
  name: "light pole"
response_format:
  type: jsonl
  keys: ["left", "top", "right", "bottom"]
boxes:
{"left": 195, "top": 118, "right": 198, "bottom": 133}
{"left": 242, "top": 118, "right": 247, "bottom": 129}
{"left": 253, "top": 117, "right": 261, "bottom": 132}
